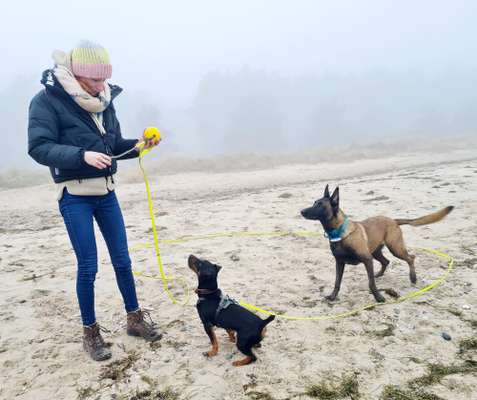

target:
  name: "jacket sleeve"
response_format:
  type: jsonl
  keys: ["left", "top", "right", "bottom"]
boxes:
{"left": 112, "top": 116, "right": 140, "bottom": 160}
{"left": 28, "top": 92, "right": 86, "bottom": 169}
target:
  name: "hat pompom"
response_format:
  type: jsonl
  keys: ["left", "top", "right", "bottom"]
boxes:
{"left": 52, "top": 50, "right": 70, "bottom": 68}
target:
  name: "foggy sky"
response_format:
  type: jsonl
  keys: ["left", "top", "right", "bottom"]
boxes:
{"left": 0, "top": 1, "right": 476, "bottom": 168}
{"left": 2, "top": 0, "right": 476, "bottom": 105}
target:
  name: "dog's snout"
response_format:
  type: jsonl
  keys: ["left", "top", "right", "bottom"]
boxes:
{"left": 188, "top": 254, "right": 199, "bottom": 271}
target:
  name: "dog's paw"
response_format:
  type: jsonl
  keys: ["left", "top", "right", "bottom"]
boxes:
{"left": 325, "top": 294, "right": 337, "bottom": 301}
{"left": 203, "top": 350, "right": 218, "bottom": 357}
{"left": 232, "top": 356, "right": 256, "bottom": 366}
{"left": 375, "top": 294, "right": 386, "bottom": 303}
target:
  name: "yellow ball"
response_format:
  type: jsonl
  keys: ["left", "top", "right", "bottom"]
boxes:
{"left": 143, "top": 127, "right": 161, "bottom": 141}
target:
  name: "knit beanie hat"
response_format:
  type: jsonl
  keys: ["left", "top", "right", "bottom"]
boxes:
{"left": 70, "top": 40, "right": 112, "bottom": 80}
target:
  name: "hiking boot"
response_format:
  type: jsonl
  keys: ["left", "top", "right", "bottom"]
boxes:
{"left": 83, "top": 323, "right": 112, "bottom": 361}
{"left": 127, "top": 309, "right": 162, "bottom": 342}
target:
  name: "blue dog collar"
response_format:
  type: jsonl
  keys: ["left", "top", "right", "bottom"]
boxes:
{"left": 324, "top": 217, "right": 349, "bottom": 242}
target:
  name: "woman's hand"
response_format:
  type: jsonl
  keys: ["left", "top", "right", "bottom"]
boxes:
{"left": 141, "top": 129, "right": 161, "bottom": 149}
{"left": 84, "top": 151, "right": 112, "bottom": 169}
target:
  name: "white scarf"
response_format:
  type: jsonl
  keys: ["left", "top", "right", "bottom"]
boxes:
{"left": 52, "top": 50, "right": 111, "bottom": 113}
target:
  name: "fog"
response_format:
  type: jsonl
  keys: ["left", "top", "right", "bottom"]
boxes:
{"left": 1, "top": 0, "right": 476, "bottom": 169}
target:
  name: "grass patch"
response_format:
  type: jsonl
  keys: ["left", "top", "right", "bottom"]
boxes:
{"left": 380, "top": 385, "right": 444, "bottom": 400}
{"left": 246, "top": 391, "right": 275, "bottom": 400}
{"left": 459, "top": 337, "right": 477, "bottom": 354}
{"left": 367, "top": 323, "right": 395, "bottom": 338}
{"left": 164, "top": 339, "right": 186, "bottom": 351}
{"left": 149, "top": 340, "right": 162, "bottom": 351}
{"left": 445, "top": 308, "right": 463, "bottom": 317}
{"left": 363, "top": 305, "right": 377, "bottom": 312}
{"left": 76, "top": 386, "right": 96, "bottom": 400}
{"left": 408, "top": 361, "right": 477, "bottom": 388}
{"left": 122, "top": 388, "right": 179, "bottom": 400}
{"left": 466, "top": 319, "right": 477, "bottom": 329}
{"left": 380, "top": 360, "right": 477, "bottom": 399}
{"left": 459, "top": 257, "right": 477, "bottom": 268}
{"left": 305, "top": 373, "right": 359, "bottom": 399}
{"left": 99, "top": 351, "right": 140, "bottom": 381}
{"left": 141, "top": 375, "right": 157, "bottom": 387}
{"left": 383, "top": 288, "right": 400, "bottom": 299}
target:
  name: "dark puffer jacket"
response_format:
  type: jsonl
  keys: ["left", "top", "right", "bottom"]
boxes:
{"left": 28, "top": 69, "right": 139, "bottom": 183}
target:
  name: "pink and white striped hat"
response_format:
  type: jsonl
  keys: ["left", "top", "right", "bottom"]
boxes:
{"left": 70, "top": 40, "right": 112, "bottom": 80}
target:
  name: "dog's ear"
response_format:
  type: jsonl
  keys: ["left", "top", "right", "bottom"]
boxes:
{"left": 215, "top": 264, "right": 222, "bottom": 273}
{"left": 324, "top": 184, "right": 330, "bottom": 198}
{"left": 330, "top": 187, "right": 339, "bottom": 212}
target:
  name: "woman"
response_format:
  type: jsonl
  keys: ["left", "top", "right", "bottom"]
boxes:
{"left": 28, "top": 40, "right": 162, "bottom": 361}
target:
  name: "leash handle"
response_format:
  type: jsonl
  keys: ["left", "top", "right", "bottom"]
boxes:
{"left": 110, "top": 142, "right": 144, "bottom": 159}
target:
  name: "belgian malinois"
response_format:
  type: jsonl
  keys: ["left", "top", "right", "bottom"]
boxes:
{"left": 301, "top": 185, "right": 453, "bottom": 302}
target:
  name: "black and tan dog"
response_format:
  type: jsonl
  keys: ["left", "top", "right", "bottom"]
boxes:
{"left": 301, "top": 185, "right": 453, "bottom": 303}
{"left": 188, "top": 254, "right": 275, "bottom": 366}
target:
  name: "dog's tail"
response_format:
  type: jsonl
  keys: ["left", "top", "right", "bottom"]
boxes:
{"left": 260, "top": 315, "right": 276, "bottom": 328}
{"left": 395, "top": 206, "right": 454, "bottom": 227}
{"left": 259, "top": 315, "right": 276, "bottom": 340}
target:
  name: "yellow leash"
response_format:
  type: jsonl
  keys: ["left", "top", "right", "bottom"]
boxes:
{"left": 239, "top": 247, "right": 453, "bottom": 320}
{"left": 132, "top": 144, "right": 190, "bottom": 306}
{"left": 132, "top": 146, "right": 454, "bottom": 320}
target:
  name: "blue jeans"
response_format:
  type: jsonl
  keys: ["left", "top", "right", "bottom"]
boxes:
{"left": 59, "top": 189, "right": 139, "bottom": 326}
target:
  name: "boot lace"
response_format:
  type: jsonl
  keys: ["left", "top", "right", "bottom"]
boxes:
{"left": 139, "top": 309, "right": 157, "bottom": 330}
{"left": 92, "top": 324, "right": 110, "bottom": 348}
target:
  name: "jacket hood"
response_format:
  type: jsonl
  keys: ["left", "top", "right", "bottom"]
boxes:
{"left": 40, "top": 69, "right": 122, "bottom": 100}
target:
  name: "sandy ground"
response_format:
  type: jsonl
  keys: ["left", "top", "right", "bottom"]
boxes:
{"left": 0, "top": 148, "right": 476, "bottom": 400}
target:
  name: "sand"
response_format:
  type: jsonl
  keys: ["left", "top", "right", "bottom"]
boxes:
{"left": 0, "top": 147, "right": 476, "bottom": 400}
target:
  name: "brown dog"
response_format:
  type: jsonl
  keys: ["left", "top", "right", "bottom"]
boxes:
{"left": 301, "top": 185, "right": 453, "bottom": 302}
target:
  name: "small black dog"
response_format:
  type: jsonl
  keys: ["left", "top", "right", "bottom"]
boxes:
{"left": 188, "top": 254, "right": 275, "bottom": 366}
